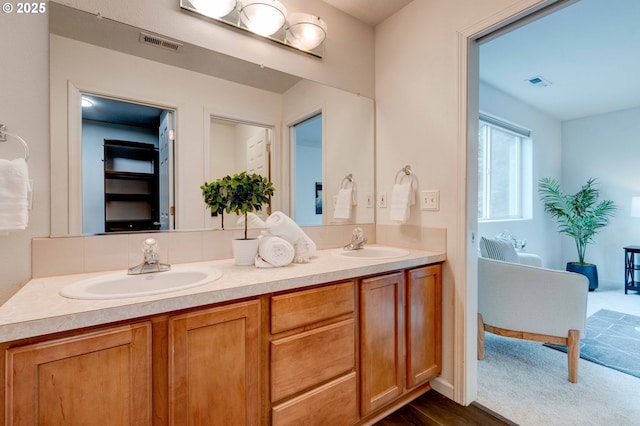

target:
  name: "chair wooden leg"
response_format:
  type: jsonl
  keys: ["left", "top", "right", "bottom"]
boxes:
{"left": 567, "top": 329, "right": 580, "bottom": 383}
{"left": 477, "top": 313, "right": 485, "bottom": 360}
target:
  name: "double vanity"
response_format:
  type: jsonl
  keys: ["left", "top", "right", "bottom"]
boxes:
{"left": 0, "top": 245, "right": 445, "bottom": 425}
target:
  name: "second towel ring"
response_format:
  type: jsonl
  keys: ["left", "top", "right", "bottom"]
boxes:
{"left": 0, "top": 128, "right": 30, "bottom": 162}
{"left": 395, "top": 165, "right": 412, "bottom": 183}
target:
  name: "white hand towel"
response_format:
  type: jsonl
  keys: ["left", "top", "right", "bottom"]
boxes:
{"left": 333, "top": 187, "right": 352, "bottom": 220}
{"left": 389, "top": 181, "right": 413, "bottom": 223}
{"left": 265, "top": 211, "right": 317, "bottom": 257}
{"left": 255, "top": 234, "right": 295, "bottom": 267}
{"left": 0, "top": 158, "right": 29, "bottom": 234}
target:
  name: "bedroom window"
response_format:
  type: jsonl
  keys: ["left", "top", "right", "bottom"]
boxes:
{"left": 478, "top": 114, "right": 531, "bottom": 221}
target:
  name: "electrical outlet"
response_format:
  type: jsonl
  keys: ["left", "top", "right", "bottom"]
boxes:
{"left": 366, "top": 192, "right": 373, "bottom": 208}
{"left": 378, "top": 191, "right": 387, "bottom": 208}
{"left": 420, "top": 190, "right": 439, "bottom": 211}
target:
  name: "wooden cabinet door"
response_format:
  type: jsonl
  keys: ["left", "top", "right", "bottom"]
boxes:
{"left": 168, "top": 300, "right": 260, "bottom": 426}
{"left": 359, "top": 272, "right": 404, "bottom": 415}
{"left": 406, "top": 265, "right": 442, "bottom": 389}
{"left": 6, "top": 322, "right": 152, "bottom": 426}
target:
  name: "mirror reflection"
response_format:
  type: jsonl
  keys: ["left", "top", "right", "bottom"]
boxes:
{"left": 49, "top": 2, "right": 374, "bottom": 236}
{"left": 81, "top": 95, "right": 174, "bottom": 234}
{"left": 291, "top": 114, "right": 323, "bottom": 226}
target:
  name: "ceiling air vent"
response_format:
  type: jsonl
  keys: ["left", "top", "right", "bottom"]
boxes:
{"left": 527, "top": 75, "right": 552, "bottom": 87}
{"left": 139, "top": 32, "right": 183, "bottom": 52}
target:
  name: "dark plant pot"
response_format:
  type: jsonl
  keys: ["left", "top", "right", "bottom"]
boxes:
{"left": 566, "top": 262, "right": 598, "bottom": 291}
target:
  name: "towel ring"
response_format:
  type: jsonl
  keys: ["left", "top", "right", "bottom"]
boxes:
{"left": 0, "top": 128, "right": 30, "bottom": 162}
{"left": 341, "top": 174, "right": 353, "bottom": 189}
{"left": 394, "top": 165, "right": 412, "bottom": 184}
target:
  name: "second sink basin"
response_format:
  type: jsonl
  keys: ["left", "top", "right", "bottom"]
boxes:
{"left": 337, "top": 246, "right": 410, "bottom": 259}
{"left": 60, "top": 264, "right": 223, "bottom": 300}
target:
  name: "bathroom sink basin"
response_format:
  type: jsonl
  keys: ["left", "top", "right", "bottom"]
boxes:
{"left": 60, "top": 264, "right": 223, "bottom": 300}
{"left": 337, "top": 246, "right": 410, "bottom": 259}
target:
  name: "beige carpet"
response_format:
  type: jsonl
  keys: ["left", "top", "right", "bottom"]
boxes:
{"left": 476, "top": 288, "right": 640, "bottom": 426}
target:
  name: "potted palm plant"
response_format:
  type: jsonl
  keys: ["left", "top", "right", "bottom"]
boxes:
{"left": 538, "top": 177, "right": 616, "bottom": 291}
{"left": 222, "top": 172, "right": 274, "bottom": 265}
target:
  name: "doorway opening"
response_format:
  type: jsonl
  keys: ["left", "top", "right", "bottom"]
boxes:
{"left": 290, "top": 113, "right": 323, "bottom": 227}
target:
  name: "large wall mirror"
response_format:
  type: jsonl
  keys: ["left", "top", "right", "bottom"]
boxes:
{"left": 49, "top": 2, "right": 374, "bottom": 236}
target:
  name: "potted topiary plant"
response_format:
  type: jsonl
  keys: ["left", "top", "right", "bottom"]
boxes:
{"left": 222, "top": 172, "right": 274, "bottom": 265}
{"left": 201, "top": 178, "right": 227, "bottom": 229}
{"left": 538, "top": 177, "right": 616, "bottom": 291}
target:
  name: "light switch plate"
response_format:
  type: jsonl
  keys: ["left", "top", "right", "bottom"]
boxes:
{"left": 378, "top": 191, "right": 387, "bottom": 208}
{"left": 366, "top": 192, "right": 374, "bottom": 208}
{"left": 420, "top": 190, "right": 439, "bottom": 211}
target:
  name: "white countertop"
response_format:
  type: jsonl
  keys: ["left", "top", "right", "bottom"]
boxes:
{"left": 0, "top": 246, "right": 445, "bottom": 343}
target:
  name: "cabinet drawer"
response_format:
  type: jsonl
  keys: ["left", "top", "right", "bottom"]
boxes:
{"left": 271, "top": 281, "right": 354, "bottom": 334}
{"left": 272, "top": 372, "right": 357, "bottom": 426}
{"left": 271, "top": 319, "right": 355, "bottom": 402}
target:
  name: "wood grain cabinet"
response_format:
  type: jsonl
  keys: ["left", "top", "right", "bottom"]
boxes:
{"left": 167, "top": 300, "right": 261, "bottom": 426}
{"left": 360, "top": 264, "right": 442, "bottom": 418}
{"left": 5, "top": 322, "right": 152, "bottom": 425}
{"left": 3, "top": 263, "right": 442, "bottom": 426}
{"left": 270, "top": 281, "right": 358, "bottom": 426}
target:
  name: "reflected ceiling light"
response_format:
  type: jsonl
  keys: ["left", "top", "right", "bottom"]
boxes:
{"left": 81, "top": 97, "right": 94, "bottom": 107}
{"left": 190, "top": 0, "right": 237, "bottom": 19}
{"left": 285, "top": 13, "right": 327, "bottom": 51}
{"left": 240, "top": 0, "right": 287, "bottom": 36}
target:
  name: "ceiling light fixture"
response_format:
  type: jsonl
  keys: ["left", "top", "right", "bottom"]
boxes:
{"left": 240, "top": 0, "right": 287, "bottom": 36}
{"left": 181, "top": 0, "right": 328, "bottom": 57}
{"left": 190, "top": 0, "right": 237, "bottom": 18}
{"left": 285, "top": 13, "right": 327, "bottom": 51}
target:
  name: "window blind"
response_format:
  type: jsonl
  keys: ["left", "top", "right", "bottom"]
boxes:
{"left": 479, "top": 113, "right": 531, "bottom": 138}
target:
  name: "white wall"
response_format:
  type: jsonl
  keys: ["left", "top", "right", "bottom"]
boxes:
{"left": 478, "top": 82, "right": 563, "bottom": 269}
{"left": 562, "top": 106, "right": 640, "bottom": 288}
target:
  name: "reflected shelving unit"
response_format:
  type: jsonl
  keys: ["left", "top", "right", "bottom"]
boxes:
{"left": 104, "top": 139, "right": 160, "bottom": 232}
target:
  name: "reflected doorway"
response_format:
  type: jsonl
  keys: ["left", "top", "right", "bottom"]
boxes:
{"left": 290, "top": 113, "right": 322, "bottom": 226}
{"left": 81, "top": 94, "right": 174, "bottom": 234}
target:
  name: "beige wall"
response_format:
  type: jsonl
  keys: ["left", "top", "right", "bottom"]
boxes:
{"left": 374, "top": 0, "right": 553, "bottom": 402}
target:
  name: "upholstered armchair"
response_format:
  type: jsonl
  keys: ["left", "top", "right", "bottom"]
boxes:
{"left": 477, "top": 237, "right": 589, "bottom": 383}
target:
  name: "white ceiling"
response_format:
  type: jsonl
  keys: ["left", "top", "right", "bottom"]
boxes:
{"left": 328, "top": 0, "right": 640, "bottom": 122}
{"left": 480, "top": 0, "right": 640, "bottom": 121}
{"left": 321, "top": 0, "right": 412, "bottom": 26}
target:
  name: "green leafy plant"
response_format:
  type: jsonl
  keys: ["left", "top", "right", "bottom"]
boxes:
{"left": 222, "top": 172, "right": 274, "bottom": 240}
{"left": 201, "top": 179, "right": 228, "bottom": 229}
{"left": 538, "top": 177, "right": 616, "bottom": 264}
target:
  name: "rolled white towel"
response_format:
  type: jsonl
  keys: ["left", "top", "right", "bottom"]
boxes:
{"left": 256, "top": 234, "right": 295, "bottom": 267}
{"left": 236, "top": 212, "right": 268, "bottom": 229}
{"left": 265, "top": 211, "right": 316, "bottom": 257}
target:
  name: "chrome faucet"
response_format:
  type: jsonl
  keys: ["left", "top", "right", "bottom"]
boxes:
{"left": 128, "top": 238, "right": 171, "bottom": 275}
{"left": 344, "top": 227, "right": 368, "bottom": 251}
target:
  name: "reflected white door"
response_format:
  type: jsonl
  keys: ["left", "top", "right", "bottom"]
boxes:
{"left": 246, "top": 129, "right": 269, "bottom": 178}
{"left": 159, "top": 111, "right": 174, "bottom": 230}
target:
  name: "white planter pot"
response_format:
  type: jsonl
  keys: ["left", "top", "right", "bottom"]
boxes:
{"left": 232, "top": 238, "right": 259, "bottom": 266}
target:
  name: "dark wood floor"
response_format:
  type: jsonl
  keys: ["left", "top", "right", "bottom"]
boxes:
{"left": 375, "top": 390, "right": 516, "bottom": 426}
